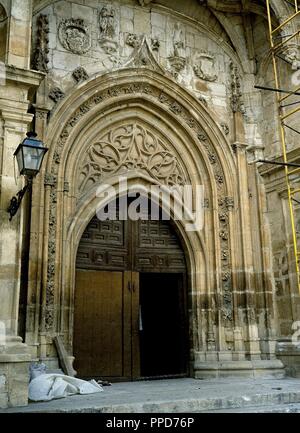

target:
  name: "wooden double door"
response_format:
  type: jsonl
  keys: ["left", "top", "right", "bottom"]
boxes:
{"left": 73, "top": 213, "right": 188, "bottom": 381}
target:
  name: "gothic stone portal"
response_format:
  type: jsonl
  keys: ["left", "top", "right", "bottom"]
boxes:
{"left": 73, "top": 208, "right": 189, "bottom": 381}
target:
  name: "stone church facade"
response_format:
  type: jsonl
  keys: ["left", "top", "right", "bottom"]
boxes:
{"left": 0, "top": 0, "right": 300, "bottom": 408}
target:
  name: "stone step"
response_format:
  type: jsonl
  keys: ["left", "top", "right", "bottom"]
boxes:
{"left": 2, "top": 378, "right": 300, "bottom": 413}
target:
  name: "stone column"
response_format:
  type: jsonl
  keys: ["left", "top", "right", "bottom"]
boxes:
{"left": 0, "top": 66, "right": 44, "bottom": 408}
{"left": 6, "top": 0, "right": 32, "bottom": 69}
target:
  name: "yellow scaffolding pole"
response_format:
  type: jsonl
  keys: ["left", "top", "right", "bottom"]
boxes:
{"left": 266, "top": 0, "right": 300, "bottom": 293}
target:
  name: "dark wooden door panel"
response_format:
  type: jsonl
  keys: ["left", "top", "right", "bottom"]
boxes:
{"left": 74, "top": 270, "right": 124, "bottom": 379}
{"left": 74, "top": 208, "right": 188, "bottom": 380}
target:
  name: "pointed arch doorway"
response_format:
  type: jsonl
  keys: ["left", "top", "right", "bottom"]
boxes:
{"left": 73, "top": 198, "right": 189, "bottom": 381}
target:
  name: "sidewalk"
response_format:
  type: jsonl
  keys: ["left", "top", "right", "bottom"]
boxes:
{"left": 2, "top": 377, "right": 300, "bottom": 413}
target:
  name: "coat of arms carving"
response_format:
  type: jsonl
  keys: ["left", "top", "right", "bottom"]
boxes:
{"left": 58, "top": 18, "right": 91, "bottom": 54}
{"left": 193, "top": 52, "right": 217, "bottom": 82}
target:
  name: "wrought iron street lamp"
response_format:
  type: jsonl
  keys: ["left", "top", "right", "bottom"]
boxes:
{"left": 7, "top": 132, "right": 48, "bottom": 220}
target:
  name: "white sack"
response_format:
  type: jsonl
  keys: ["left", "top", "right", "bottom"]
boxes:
{"left": 29, "top": 373, "right": 103, "bottom": 402}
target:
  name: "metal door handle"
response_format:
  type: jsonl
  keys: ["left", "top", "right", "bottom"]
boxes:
{"left": 128, "top": 281, "right": 131, "bottom": 292}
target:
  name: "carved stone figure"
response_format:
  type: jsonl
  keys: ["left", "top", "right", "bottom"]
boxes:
{"left": 99, "top": 6, "right": 116, "bottom": 39}
{"left": 49, "top": 87, "right": 65, "bottom": 103}
{"left": 58, "top": 18, "right": 91, "bottom": 54}
{"left": 151, "top": 38, "right": 160, "bottom": 51}
{"left": 168, "top": 24, "right": 186, "bottom": 77}
{"left": 173, "top": 24, "right": 185, "bottom": 58}
{"left": 221, "top": 123, "right": 229, "bottom": 135}
{"left": 126, "top": 33, "right": 141, "bottom": 48}
{"left": 283, "top": 46, "right": 300, "bottom": 70}
{"left": 98, "top": 6, "right": 118, "bottom": 54}
{"left": 72, "top": 67, "right": 89, "bottom": 83}
{"left": 193, "top": 52, "right": 217, "bottom": 82}
{"left": 32, "top": 14, "right": 50, "bottom": 73}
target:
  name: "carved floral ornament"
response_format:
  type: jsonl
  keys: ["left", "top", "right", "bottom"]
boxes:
{"left": 58, "top": 18, "right": 91, "bottom": 54}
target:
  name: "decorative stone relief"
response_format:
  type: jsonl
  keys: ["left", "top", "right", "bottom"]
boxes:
{"left": 123, "top": 36, "right": 164, "bottom": 73}
{"left": 198, "top": 96, "right": 208, "bottom": 107}
{"left": 218, "top": 196, "right": 234, "bottom": 322}
{"left": 283, "top": 46, "right": 300, "bottom": 70}
{"left": 221, "top": 123, "right": 229, "bottom": 135}
{"left": 44, "top": 173, "right": 57, "bottom": 330}
{"left": 230, "top": 62, "right": 246, "bottom": 114}
{"left": 98, "top": 6, "right": 118, "bottom": 54}
{"left": 49, "top": 87, "right": 65, "bottom": 103}
{"left": 58, "top": 18, "right": 91, "bottom": 54}
{"left": 72, "top": 67, "right": 89, "bottom": 83}
{"left": 168, "top": 24, "right": 186, "bottom": 78}
{"left": 193, "top": 52, "right": 217, "bottom": 82}
{"left": 32, "top": 14, "right": 50, "bottom": 73}
{"left": 126, "top": 33, "right": 141, "bottom": 48}
{"left": 78, "top": 123, "right": 187, "bottom": 193}
{"left": 151, "top": 38, "right": 160, "bottom": 51}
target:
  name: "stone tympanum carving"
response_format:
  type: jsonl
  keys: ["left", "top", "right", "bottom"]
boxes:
{"left": 78, "top": 123, "right": 186, "bottom": 193}
{"left": 98, "top": 6, "right": 118, "bottom": 54}
{"left": 193, "top": 52, "right": 217, "bottom": 82}
{"left": 58, "top": 18, "right": 91, "bottom": 54}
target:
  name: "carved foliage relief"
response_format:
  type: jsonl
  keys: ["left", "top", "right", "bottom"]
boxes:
{"left": 78, "top": 124, "right": 186, "bottom": 193}
{"left": 32, "top": 14, "right": 50, "bottom": 72}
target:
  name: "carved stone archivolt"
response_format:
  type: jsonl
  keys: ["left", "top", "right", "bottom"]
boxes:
{"left": 46, "top": 77, "right": 232, "bottom": 331}
{"left": 98, "top": 6, "right": 118, "bottom": 54}
{"left": 78, "top": 123, "right": 187, "bottom": 193}
{"left": 32, "top": 14, "right": 50, "bottom": 73}
{"left": 58, "top": 18, "right": 91, "bottom": 54}
{"left": 193, "top": 52, "right": 217, "bottom": 82}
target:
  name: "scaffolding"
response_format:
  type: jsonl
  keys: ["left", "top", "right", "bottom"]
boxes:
{"left": 263, "top": 0, "right": 300, "bottom": 293}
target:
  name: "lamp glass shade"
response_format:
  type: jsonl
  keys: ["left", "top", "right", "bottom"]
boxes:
{"left": 14, "top": 133, "right": 48, "bottom": 177}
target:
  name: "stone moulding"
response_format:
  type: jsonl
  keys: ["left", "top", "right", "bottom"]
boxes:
{"left": 58, "top": 18, "right": 91, "bottom": 55}
{"left": 43, "top": 75, "right": 234, "bottom": 333}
